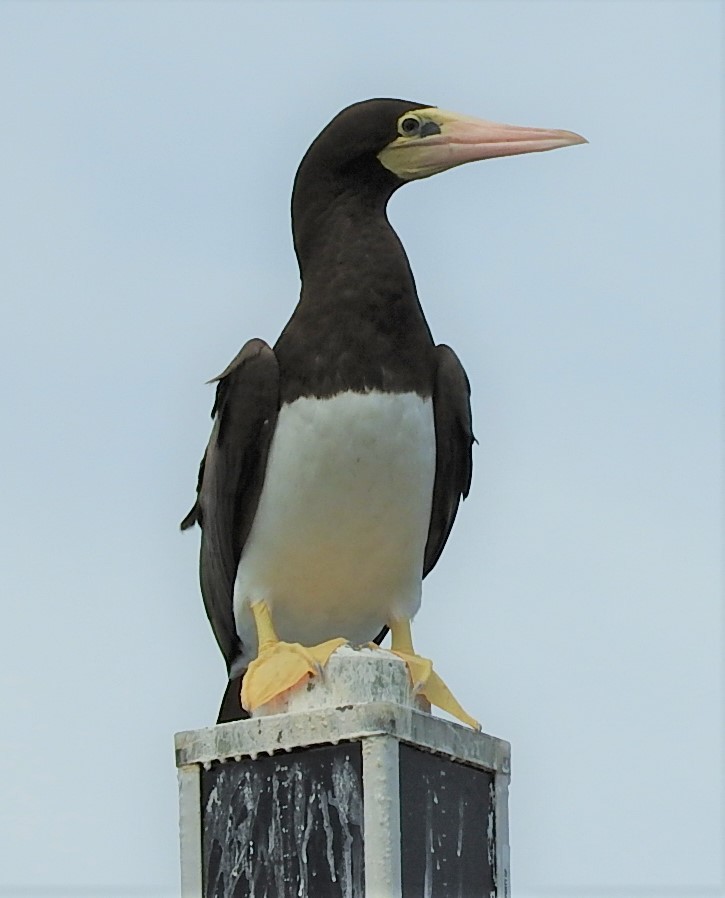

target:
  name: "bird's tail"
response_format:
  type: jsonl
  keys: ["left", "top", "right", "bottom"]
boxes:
{"left": 217, "top": 674, "right": 250, "bottom": 724}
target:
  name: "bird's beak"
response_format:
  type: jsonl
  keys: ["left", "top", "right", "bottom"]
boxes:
{"left": 378, "top": 108, "right": 587, "bottom": 181}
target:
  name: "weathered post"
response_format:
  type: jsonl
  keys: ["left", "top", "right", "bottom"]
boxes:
{"left": 175, "top": 647, "right": 510, "bottom": 897}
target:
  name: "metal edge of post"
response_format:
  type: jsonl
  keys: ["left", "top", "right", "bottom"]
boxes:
{"left": 494, "top": 742, "right": 512, "bottom": 898}
{"left": 361, "top": 734, "right": 402, "bottom": 898}
{"left": 178, "top": 762, "right": 203, "bottom": 898}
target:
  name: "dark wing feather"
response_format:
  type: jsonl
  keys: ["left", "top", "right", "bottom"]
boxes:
{"left": 181, "top": 338, "right": 280, "bottom": 675}
{"left": 424, "top": 344, "right": 474, "bottom": 576}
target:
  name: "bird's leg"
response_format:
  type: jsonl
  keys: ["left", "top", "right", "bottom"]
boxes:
{"left": 240, "top": 602, "right": 347, "bottom": 713}
{"left": 389, "top": 618, "right": 481, "bottom": 731}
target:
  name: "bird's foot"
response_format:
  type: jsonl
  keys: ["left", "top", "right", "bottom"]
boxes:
{"left": 241, "top": 601, "right": 348, "bottom": 712}
{"left": 392, "top": 650, "right": 481, "bottom": 730}
{"left": 388, "top": 618, "right": 481, "bottom": 730}
{"left": 241, "top": 636, "right": 347, "bottom": 712}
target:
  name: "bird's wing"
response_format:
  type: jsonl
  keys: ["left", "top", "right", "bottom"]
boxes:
{"left": 424, "top": 344, "right": 474, "bottom": 576}
{"left": 181, "top": 338, "right": 280, "bottom": 672}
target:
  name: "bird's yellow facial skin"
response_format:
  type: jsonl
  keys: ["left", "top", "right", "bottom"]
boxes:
{"left": 378, "top": 106, "right": 588, "bottom": 180}
{"left": 378, "top": 107, "right": 457, "bottom": 181}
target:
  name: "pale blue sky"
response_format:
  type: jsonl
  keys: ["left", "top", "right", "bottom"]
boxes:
{"left": 0, "top": 2, "right": 721, "bottom": 896}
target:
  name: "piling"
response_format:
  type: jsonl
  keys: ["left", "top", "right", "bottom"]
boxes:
{"left": 175, "top": 646, "right": 510, "bottom": 897}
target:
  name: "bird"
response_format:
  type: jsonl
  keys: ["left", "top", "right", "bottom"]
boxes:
{"left": 181, "top": 98, "right": 586, "bottom": 727}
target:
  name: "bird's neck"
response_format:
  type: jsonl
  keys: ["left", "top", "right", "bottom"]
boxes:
{"left": 278, "top": 186, "right": 435, "bottom": 402}
{"left": 299, "top": 200, "right": 416, "bottom": 303}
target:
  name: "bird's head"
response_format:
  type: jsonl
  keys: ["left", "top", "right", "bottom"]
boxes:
{"left": 291, "top": 98, "right": 586, "bottom": 266}
{"left": 296, "top": 97, "right": 586, "bottom": 192}
{"left": 376, "top": 101, "right": 587, "bottom": 180}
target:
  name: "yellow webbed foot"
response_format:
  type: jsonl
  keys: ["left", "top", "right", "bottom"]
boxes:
{"left": 241, "top": 636, "right": 347, "bottom": 712}
{"left": 240, "top": 601, "right": 348, "bottom": 712}
{"left": 389, "top": 619, "right": 481, "bottom": 731}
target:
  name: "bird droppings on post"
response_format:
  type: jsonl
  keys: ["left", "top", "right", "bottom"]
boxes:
{"left": 398, "top": 744, "right": 496, "bottom": 897}
{"left": 201, "top": 744, "right": 364, "bottom": 898}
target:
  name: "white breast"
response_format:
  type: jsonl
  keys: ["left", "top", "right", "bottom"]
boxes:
{"left": 233, "top": 391, "right": 436, "bottom": 663}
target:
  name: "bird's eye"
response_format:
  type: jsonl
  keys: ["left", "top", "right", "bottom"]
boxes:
{"left": 399, "top": 115, "right": 422, "bottom": 136}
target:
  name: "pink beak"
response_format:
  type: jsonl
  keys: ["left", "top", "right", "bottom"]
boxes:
{"left": 428, "top": 115, "right": 587, "bottom": 165}
{"left": 378, "top": 109, "right": 587, "bottom": 180}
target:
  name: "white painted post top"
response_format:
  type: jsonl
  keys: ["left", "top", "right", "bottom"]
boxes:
{"left": 252, "top": 645, "right": 430, "bottom": 718}
{"left": 175, "top": 645, "right": 509, "bottom": 774}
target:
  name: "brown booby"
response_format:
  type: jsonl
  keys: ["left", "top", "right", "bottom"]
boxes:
{"left": 182, "top": 99, "right": 586, "bottom": 727}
